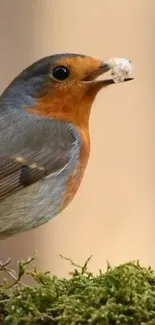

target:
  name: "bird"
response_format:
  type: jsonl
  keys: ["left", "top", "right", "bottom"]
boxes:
{"left": 0, "top": 53, "right": 133, "bottom": 276}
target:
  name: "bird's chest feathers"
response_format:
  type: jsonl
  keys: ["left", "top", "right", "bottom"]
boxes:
{"left": 26, "top": 98, "right": 91, "bottom": 208}
{"left": 63, "top": 128, "right": 90, "bottom": 207}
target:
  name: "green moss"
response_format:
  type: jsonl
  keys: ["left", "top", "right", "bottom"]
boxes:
{"left": 0, "top": 255, "right": 155, "bottom": 324}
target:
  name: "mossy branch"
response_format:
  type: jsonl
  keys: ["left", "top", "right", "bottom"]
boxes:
{"left": 0, "top": 255, "right": 155, "bottom": 324}
{"left": 59, "top": 254, "right": 92, "bottom": 275}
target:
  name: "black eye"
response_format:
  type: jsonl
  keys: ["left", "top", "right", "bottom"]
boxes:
{"left": 52, "top": 66, "right": 70, "bottom": 81}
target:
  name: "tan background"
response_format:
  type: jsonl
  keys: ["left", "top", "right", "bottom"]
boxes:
{"left": 0, "top": 0, "right": 154, "bottom": 277}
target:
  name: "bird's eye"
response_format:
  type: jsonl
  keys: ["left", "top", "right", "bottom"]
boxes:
{"left": 52, "top": 66, "right": 70, "bottom": 81}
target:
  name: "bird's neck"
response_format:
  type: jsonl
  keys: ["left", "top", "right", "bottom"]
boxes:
{"left": 27, "top": 98, "right": 91, "bottom": 129}
{"left": 26, "top": 84, "right": 100, "bottom": 137}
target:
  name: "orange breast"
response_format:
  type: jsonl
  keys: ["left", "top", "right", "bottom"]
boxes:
{"left": 26, "top": 85, "right": 92, "bottom": 210}
{"left": 62, "top": 127, "right": 90, "bottom": 209}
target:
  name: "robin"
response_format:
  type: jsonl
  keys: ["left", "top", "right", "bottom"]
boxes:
{"left": 0, "top": 53, "right": 133, "bottom": 241}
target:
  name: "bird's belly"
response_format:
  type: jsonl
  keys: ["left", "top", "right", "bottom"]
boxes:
{"left": 0, "top": 175, "right": 68, "bottom": 239}
{"left": 0, "top": 164, "right": 85, "bottom": 239}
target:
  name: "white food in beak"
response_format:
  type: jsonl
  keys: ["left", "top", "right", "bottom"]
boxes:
{"left": 106, "top": 58, "right": 133, "bottom": 83}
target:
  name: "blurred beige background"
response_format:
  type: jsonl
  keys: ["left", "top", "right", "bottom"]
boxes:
{"left": 0, "top": 0, "right": 154, "bottom": 277}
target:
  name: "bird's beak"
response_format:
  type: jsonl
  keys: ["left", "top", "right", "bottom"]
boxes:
{"left": 82, "top": 62, "right": 134, "bottom": 85}
{"left": 82, "top": 63, "right": 111, "bottom": 82}
{"left": 93, "top": 62, "right": 112, "bottom": 78}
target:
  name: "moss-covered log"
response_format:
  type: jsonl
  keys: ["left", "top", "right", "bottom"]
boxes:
{"left": 0, "top": 255, "right": 155, "bottom": 324}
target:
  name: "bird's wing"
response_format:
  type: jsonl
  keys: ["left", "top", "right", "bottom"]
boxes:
{"left": 0, "top": 114, "right": 77, "bottom": 201}
{"left": 0, "top": 148, "right": 71, "bottom": 200}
